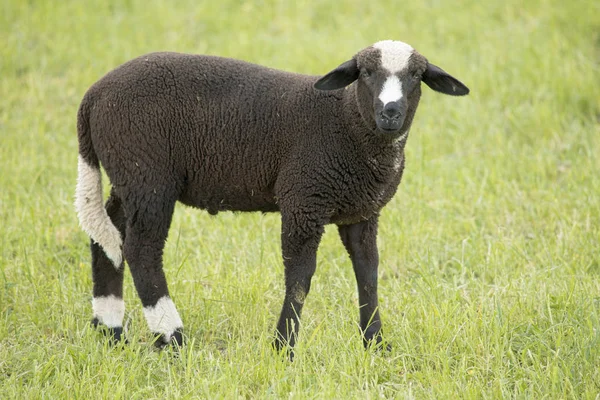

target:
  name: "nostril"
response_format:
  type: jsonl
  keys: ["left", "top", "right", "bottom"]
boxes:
{"left": 384, "top": 112, "right": 401, "bottom": 120}
{"left": 383, "top": 101, "right": 401, "bottom": 119}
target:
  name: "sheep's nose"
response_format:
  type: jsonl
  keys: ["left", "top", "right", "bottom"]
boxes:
{"left": 382, "top": 101, "right": 401, "bottom": 119}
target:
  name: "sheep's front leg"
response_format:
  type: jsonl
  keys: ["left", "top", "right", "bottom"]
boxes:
{"left": 338, "top": 217, "right": 387, "bottom": 349}
{"left": 274, "top": 212, "right": 324, "bottom": 355}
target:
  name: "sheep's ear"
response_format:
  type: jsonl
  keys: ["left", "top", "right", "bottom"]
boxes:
{"left": 314, "top": 59, "right": 359, "bottom": 91}
{"left": 422, "top": 62, "right": 470, "bottom": 96}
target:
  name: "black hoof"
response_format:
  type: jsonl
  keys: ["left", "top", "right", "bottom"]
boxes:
{"left": 272, "top": 336, "right": 295, "bottom": 361}
{"left": 91, "top": 318, "right": 127, "bottom": 345}
{"left": 363, "top": 335, "right": 392, "bottom": 353}
{"left": 153, "top": 328, "right": 184, "bottom": 349}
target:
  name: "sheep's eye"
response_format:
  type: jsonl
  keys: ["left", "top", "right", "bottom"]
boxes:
{"left": 412, "top": 72, "right": 421, "bottom": 80}
{"left": 361, "top": 69, "right": 371, "bottom": 78}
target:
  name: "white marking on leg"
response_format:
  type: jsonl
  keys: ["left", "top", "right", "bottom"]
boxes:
{"left": 373, "top": 40, "right": 414, "bottom": 74}
{"left": 92, "top": 295, "right": 125, "bottom": 328}
{"left": 75, "top": 155, "right": 123, "bottom": 268}
{"left": 143, "top": 297, "right": 183, "bottom": 339}
{"left": 379, "top": 76, "right": 403, "bottom": 105}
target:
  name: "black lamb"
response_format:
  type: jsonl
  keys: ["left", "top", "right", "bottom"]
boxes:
{"left": 75, "top": 39, "right": 469, "bottom": 354}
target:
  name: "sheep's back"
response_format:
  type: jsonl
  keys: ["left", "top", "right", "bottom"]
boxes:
{"left": 84, "top": 52, "right": 337, "bottom": 213}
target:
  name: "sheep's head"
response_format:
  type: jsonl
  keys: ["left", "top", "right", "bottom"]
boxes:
{"left": 314, "top": 40, "right": 469, "bottom": 138}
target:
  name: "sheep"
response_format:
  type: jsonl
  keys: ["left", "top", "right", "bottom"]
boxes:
{"left": 75, "top": 39, "right": 469, "bottom": 353}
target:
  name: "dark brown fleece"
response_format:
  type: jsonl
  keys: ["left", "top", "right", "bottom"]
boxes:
{"left": 78, "top": 51, "right": 416, "bottom": 225}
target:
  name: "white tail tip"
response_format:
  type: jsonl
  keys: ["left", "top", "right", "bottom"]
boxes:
{"left": 75, "top": 155, "right": 123, "bottom": 268}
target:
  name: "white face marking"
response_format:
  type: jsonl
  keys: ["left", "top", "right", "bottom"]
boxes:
{"left": 379, "top": 75, "right": 403, "bottom": 105}
{"left": 93, "top": 295, "right": 125, "bottom": 328}
{"left": 373, "top": 41, "right": 414, "bottom": 106}
{"left": 143, "top": 296, "right": 183, "bottom": 339}
{"left": 373, "top": 40, "right": 414, "bottom": 74}
{"left": 75, "top": 155, "right": 123, "bottom": 268}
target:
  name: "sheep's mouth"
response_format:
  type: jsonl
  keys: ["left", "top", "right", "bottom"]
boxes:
{"left": 375, "top": 113, "right": 404, "bottom": 135}
{"left": 375, "top": 117, "right": 404, "bottom": 135}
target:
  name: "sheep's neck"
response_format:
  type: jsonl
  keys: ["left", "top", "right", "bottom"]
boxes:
{"left": 341, "top": 84, "right": 407, "bottom": 162}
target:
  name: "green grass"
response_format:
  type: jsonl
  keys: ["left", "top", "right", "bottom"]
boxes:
{"left": 1, "top": 0, "right": 599, "bottom": 398}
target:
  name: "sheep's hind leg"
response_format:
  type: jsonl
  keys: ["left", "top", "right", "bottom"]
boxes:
{"left": 122, "top": 192, "right": 183, "bottom": 348}
{"left": 274, "top": 211, "right": 324, "bottom": 358}
{"left": 338, "top": 217, "right": 390, "bottom": 351}
{"left": 91, "top": 190, "right": 127, "bottom": 343}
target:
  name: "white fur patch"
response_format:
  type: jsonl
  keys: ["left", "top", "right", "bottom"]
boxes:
{"left": 93, "top": 295, "right": 125, "bottom": 328}
{"left": 393, "top": 151, "right": 405, "bottom": 172}
{"left": 373, "top": 40, "right": 414, "bottom": 74}
{"left": 75, "top": 155, "right": 122, "bottom": 268}
{"left": 379, "top": 76, "right": 403, "bottom": 105}
{"left": 143, "top": 297, "right": 183, "bottom": 338}
{"left": 394, "top": 131, "right": 409, "bottom": 144}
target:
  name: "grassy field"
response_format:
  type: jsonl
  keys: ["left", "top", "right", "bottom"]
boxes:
{"left": 1, "top": 0, "right": 599, "bottom": 398}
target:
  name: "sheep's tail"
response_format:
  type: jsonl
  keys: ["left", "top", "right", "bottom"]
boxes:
{"left": 74, "top": 97, "right": 123, "bottom": 268}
